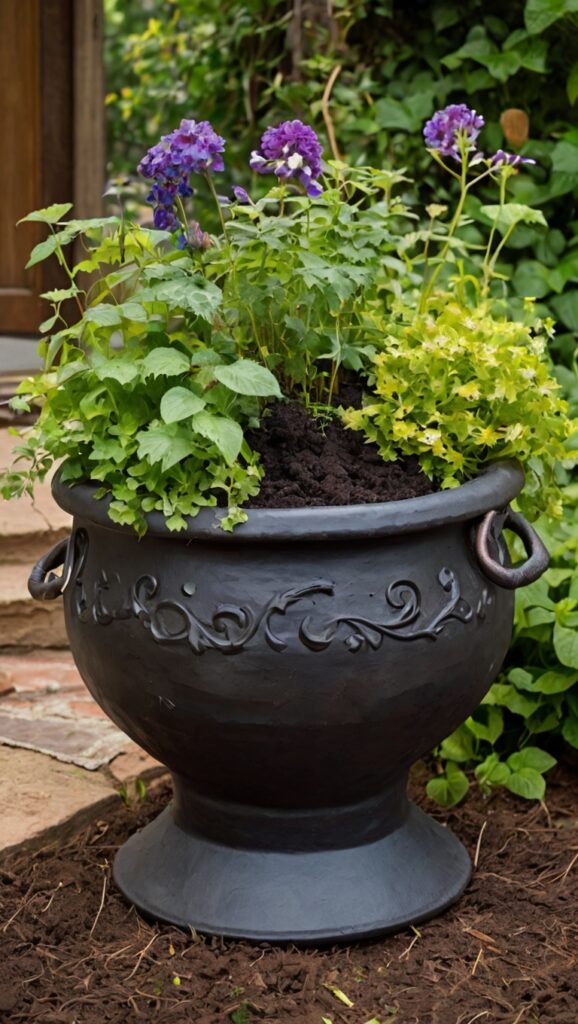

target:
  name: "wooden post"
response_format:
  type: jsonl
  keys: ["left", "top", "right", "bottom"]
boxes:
{"left": 0, "top": 0, "right": 43, "bottom": 334}
{"left": 74, "top": 0, "right": 106, "bottom": 220}
{"left": 0, "top": 0, "right": 104, "bottom": 340}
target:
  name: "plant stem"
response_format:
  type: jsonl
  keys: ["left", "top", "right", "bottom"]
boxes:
{"left": 175, "top": 195, "right": 189, "bottom": 237}
{"left": 205, "top": 174, "right": 227, "bottom": 235}
{"left": 419, "top": 174, "right": 467, "bottom": 312}
{"left": 482, "top": 171, "right": 507, "bottom": 296}
{"left": 50, "top": 226, "right": 84, "bottom": 317}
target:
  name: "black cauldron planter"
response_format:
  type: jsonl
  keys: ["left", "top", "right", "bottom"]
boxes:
{"left": 29, "top": 461, "right": 548, "bottom": 943}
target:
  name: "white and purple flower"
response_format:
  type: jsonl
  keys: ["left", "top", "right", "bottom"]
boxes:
{"left": 250, "top": 120, "right": 323, "bottom": 197}
{"left": 490, "top": 149, "right": 536, "bottom": 168}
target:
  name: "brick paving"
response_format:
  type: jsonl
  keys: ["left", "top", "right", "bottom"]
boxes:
{"left": 0, "top": 651, "right": 165, "bottom": 861}
{"left": 0, "top": 652, "right": 129, "bottom": 769}
{"left": 0, "top": 429, "right": 166, "bottom": 858}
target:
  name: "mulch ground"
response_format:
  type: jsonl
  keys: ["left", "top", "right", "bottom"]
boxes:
{"left": 1, "top": 765, "right": 577, "bottom": 1024}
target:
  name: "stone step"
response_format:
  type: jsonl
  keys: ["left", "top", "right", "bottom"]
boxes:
{"left": 0, "top": 428, "right": 71, "bottom": 564}
{"left": 0, "top": 650, "right": 165, "bottom": 862}
{"left": 0, "top": 562, "right": 68, "bottom": 648}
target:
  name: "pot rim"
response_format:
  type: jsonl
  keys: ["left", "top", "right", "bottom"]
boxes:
{"left": 52, "top": 460, "right": 524, "bottom": 543}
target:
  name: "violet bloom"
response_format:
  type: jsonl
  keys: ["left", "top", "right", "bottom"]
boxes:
{"left": 232, "top": 185, "right": 252, "bottom": 204}
{"left": 137, "top": 136, "right": 176, "bottom": 180}
{"left": 169, "top": 119, "right": 225, "bottom": 175}
{"left": 138, "top": 118, "right": 225, "bottom": 234}
{"left": 153, "top": 206, "right": 179, "bottom": 231}
{"left": 491, "top": 149, "right": 536, "bottom": 168}
{"left": 250, "top": 120, "right": 323, "bottom": 197}
{"left": 423, "top": 104, "right": 484, "bottom": 161}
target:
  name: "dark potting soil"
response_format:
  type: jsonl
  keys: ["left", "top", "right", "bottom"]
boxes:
{"left": 245, "top": 402, "right": 434, "bottom": 509}
{"left": 1, "top": 765, "right": 578, "bottom": 1024}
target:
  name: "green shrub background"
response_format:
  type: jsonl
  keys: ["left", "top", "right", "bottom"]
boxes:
{"left": 103, "top": 0, "right": 578, "bottom": 800}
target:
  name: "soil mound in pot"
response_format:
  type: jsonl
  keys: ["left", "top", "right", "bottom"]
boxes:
{"left": 245, "top": 402, "right": 434, "bottom": 509}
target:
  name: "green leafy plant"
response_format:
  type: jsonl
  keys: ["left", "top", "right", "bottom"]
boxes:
{"left": 345, "top": 301, "right": 572, "bottom": 520}
{"left": 1, "top": 203, "right": 277, "bottom": 533}
{"left": 1, "top": 131, "right": 419, "bottom": 533}
{"left": 429, "top": 481, "right": 578, "bottom": 805}
{"left": 2, "top": 109, "right": 572, "bottom": 534}
{"left": 344, "top": 108, "right": 575, "bottom": 519}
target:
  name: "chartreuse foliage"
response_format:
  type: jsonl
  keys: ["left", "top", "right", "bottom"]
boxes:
{"left": 428, "top": 485, "right": 578, "bottom": 805}
{"left": 345, "top": 301, "right": 574, "bottom": 521}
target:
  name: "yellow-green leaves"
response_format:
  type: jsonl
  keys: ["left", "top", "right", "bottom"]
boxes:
{"left": 136, "top": 423, "right": 196, "bottom": 471}
{"left": 480, "top": 203, "right": 548, "bottom": 232}
{"left": 191, "top": 411, "right": 244, "bottom": 464}
{"left": 345, "top": 301, "right": 574, "bottom": 520}
{"left": 426, "top": 762, "right": 469, "bottom": 807}
{"left": 19, "top": 202, "right": 73, "bottom": 224}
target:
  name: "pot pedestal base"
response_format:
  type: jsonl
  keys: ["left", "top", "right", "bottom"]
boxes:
{"left": 113, "top": 802, "right": 471, "bottom": 943}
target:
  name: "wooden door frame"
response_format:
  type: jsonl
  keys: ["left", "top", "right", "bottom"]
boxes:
{"left": 0, "top": 0, "right": 104, "bottom": 337}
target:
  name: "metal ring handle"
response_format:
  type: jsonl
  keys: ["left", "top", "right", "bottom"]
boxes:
{"left": 28, "top": 536, "right": 72, "bottom": 600}
{"left": 475, "top": 508, "right": 549, "bottom": 590}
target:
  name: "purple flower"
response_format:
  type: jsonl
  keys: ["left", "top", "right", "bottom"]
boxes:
{"left": 138, "top": 118, "right": 225, "bottom": 235}
{"left": 491, "top": 149, "right": 536, "bottom": 168}
{"left": 153, "top": 206, "right": 178, "bottom": 231}
{"left": 232, "top": 186, "right": 252, "bottom": 204}
{"left": 147, "top": 183, "right": 177, "bottom": 207}
{"left": 250, "top": 120, "right": 323, "bottom": 197}
{"left": 169, "top": 119, "right": 225, "bottom": 175}
{"left": 139, "top": 120, "right": 225, "bottom": 183}
{"left": 137, "top": 137, "right": 176, "bottom": 181}
{"left": 423, "top": 104, "right": 485, "bottom": 161}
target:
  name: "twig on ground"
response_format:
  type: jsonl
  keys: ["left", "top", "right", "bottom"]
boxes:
{"left": 539, "top": 799, "right": 552, "bottom": 828}
{"left": 560, "top": 849, "right": 578, "bottom": 884}
{"left": 41, "top": 881, "right": 63, "bottom": 913}
{"left": 474, "top": 820, "right": 488, "bottom": 868}
{"left": 512, "top": 1002, "right": 536, "bottom": 1024}
{"left": 399, "top": 925, "right": 421, "bottom": 960}
{"left": 1, "top": 885, "right": 36, "bottom": 933}
{"left": 471, "top": 947, "right": 484, "bottom": 975}
{"left": 125, "top": 933, "right": 158, "bottom": 980}
{"left": 89, "top": 862, "right": 109, "bottom": 938}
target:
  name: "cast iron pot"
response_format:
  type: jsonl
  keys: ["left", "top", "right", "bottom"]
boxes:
{"left": 28, "top": 461, "right": 548, "bottom": 943}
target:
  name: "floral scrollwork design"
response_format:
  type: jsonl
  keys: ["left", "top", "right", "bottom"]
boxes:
{"left": 68, "top": 534, "right": 476, "bottom": 655}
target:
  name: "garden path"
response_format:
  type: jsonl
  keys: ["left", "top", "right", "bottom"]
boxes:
{"left": 0, "top": 429, "right": 164, "bottom": 862}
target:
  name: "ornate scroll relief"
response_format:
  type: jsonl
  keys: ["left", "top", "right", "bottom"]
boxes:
{"left": 71, "top": 541, "right": 474, "bottom": 655}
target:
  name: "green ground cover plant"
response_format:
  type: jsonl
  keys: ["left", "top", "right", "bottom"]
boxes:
{"left": 429, "top": 484, "right": 578, "bottom": 804}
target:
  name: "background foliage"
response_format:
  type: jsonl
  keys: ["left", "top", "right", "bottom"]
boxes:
{"left": 104, "top": 0, "right": 578, "bottom": 370}
{"left": 100, "top": 0, "right": 578, "bottom": 799}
